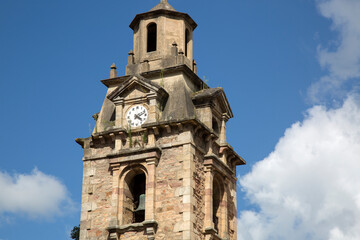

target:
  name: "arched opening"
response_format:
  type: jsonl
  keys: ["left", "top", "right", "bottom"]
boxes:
{"left": 130, "top": 173, "right": 146, "bottom": 223}
{"left": 213, "top": 177, "right": 224, "bottom": 233}
{"left": 123, "top": 170, "right": 146, "bottom": 224}
{"left": 212, "top": 117, "right": 219, "bottom": 135}
{"left": 185, "top": 29, "right": 190, "bottom": 57}
{"left": 147, "top": 23, "right": 157, "bottom": 52}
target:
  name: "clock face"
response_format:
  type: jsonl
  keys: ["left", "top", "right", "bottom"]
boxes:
{"left": 126, "top": 105, "right": 148, "bottom": 128}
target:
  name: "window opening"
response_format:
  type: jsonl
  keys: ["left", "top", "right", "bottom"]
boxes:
{"left": 185, "top": 29, "right": 190, "bottom": 57}
{"left": 213, "top": 180, "right": 221, "bottom": 232}
{"left": 147, "top": 23, "right": 157, "bottom": 52}
{"left": 212, "top": 118, "right": 219, "bottom": 134}
{"left": 110, "top": 109, "right": 116, "bottom": 122}
{"left": 129, "top": 173, "right": 146, "bottom": 223}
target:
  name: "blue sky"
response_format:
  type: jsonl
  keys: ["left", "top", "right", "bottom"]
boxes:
{"left": 1, "top": 0, "right": 359, "bottom": 239}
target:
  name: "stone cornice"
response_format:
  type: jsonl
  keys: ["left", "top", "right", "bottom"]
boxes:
{"left": 129, "top": 9, "right": 197, "bottom": 30}
{"left": 140, "top": 64, "right": 208, "bottom": 91}
{"left": 106, "top": 75, "right": 168, "bottom": 103}
{"left": 107, "top": 220, "right": 158, "bottom": 237}
{"left": 108, "top": 146, "right": 161, "bottom": 160}
{"left": 219, "top": 143, "right": 246, "bottom": 166}
{"left": 84, "top": 146, "right": 162, "bottom": 162}
{"left": 101, "top": 75, "right": 132, "bottom": 88}
{"left": 76, "top": 118, "right": 245, "bottom": 167}
{"left": 204, "top": 227, "right": 223, "bottom": 240}
{"left": 204, "top": 154, "right": 236, "bottom": 180}
{"left": 192, "top": 87, "right": 234, "bottom": 119}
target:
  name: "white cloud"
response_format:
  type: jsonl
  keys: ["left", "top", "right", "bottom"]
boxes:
{"left": 0, "top": 168, "right": 73, "bottom": 219}
{"left": 238, "top": 94, "right": 360, "bottom": 240}
{"left": 308, "top": 0, "right": 360, "bottom": 103}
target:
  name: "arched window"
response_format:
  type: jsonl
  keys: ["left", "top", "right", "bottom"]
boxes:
{"left": 213, "top": 177, "right": 224, "bottom": 233}
{"left": 123, "top": 170, "right": 146, "bottom": 224}
{"left": 147, "top": 23, "right": 157, "bottom": 52}
{"left": 185, "top": 29, "right": 190, "bottom": 57}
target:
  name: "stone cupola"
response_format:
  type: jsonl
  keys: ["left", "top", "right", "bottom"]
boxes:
{"left": 126, "top": 0, "right": 197, "bottom": 75}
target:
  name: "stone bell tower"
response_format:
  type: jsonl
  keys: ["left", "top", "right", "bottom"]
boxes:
{"left": 76, "top": 1, "right": 245, "bottom": 239}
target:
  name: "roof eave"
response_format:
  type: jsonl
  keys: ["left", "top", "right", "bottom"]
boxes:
{"left": 129, "top": 10, "right": 197, "bottom": 30}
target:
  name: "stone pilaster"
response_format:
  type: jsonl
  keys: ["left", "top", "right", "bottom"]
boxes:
{"left": 182, "top": 143, "right": 196, "bottom": 240}
{"left": 145, "top": 157, "right": 157, "bottom": 220}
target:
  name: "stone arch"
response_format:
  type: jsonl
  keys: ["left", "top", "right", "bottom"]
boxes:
{"left": 119, "top": 165, "right": 148, "bottom": 224}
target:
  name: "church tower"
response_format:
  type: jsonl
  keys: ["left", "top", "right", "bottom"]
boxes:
{"left": 76, "top": 1, "right": 245, "bottom": 239}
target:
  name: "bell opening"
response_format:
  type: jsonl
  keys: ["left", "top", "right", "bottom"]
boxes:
{"left": 130, "top": 173, "right": 146, "bottom": 223}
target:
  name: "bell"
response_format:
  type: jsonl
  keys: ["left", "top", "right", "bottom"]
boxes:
{"left": 135, "top": 194, "right": 145, "bottom": 212}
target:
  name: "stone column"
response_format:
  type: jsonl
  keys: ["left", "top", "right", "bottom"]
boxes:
{"left": 148, "top": 97, "right": 157, "bottom": 124}
{"left": 114, "top": 101, "right": 124, "bottom": 150}
{"left": 109, "top": 165, "right": 121, "bottom": 227}
{"left": 147, "top": 129, "right": 156, "bottom": 147}
{"left": 107, "top": 165, "right": 121, "bottom": 240}
{"left": 204, "top": 166, "right": 214, "bottom": 229}
{"left": 182, "top": 144, "right": 196, "bottom": 240}
{"left": 115, "top": 101, "right": 124, "bottom": 128}
{"left": 221, "top": 178, "right": 229, "bottom": 239}
{"left": 116, "top": 165, "right": 126, "bottom": 225}
{"left": 145, "top": 158, "right": 157, "bottom": 220}
{"left": 220, "top": 114, "right": 228, "bottom": 144}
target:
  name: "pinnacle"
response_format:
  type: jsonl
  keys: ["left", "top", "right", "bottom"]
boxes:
{"left": 151, "top": 0, "right": 176, "bottom": 11}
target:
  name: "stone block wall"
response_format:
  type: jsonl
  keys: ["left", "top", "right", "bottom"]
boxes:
{"left": 80, "top": 123, "right": 239, "bottom": 240}
{"left": 80, "top": 159, "right": 113, "bottom": 240}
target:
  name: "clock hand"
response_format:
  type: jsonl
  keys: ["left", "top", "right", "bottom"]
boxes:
{"left": 134, "top": 114, "right": 142, "bottom": 120}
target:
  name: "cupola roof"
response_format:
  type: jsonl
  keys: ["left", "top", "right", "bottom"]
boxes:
{"left": 129, "top": 0, "right": 197, "bottom": 30}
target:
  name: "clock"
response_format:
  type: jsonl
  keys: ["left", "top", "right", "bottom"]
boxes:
{"left": 126, "top": 105, "right": 148, "bottom": 128}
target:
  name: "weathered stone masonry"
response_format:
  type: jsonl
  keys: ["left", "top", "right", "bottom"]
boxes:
{"left": 76, "top": 1, "right": 245, "bottom": 239}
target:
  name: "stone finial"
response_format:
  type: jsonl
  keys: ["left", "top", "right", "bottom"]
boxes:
{"left": 151, "top": 0, "right": 175, "bottom": 11}
{"left": 171, "top": 42, "right": 178, "bottom": 56}
{"left": 176, "top": 48, "right": 185, "bottom": 64}
{"left": 110, "top": 63, "right": 117, "bottom": 78}
{"left": 193, "top": 60, "right": 197, "bottom": 74}
{"left": 128, "top": 50, "right": 135, "bottom": 65}
{"left": 177, "top": 49, "right": 184, "bottom": 64}
{"left": 92, "top": 113, "right": 99, "bottom": 121}
{"left": 143, "top": 59, "right": 150, "bottom": 71}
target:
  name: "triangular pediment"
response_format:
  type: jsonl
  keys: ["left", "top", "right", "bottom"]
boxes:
{"left": 107, "top": 75, "right": 168, "bottom": 102}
